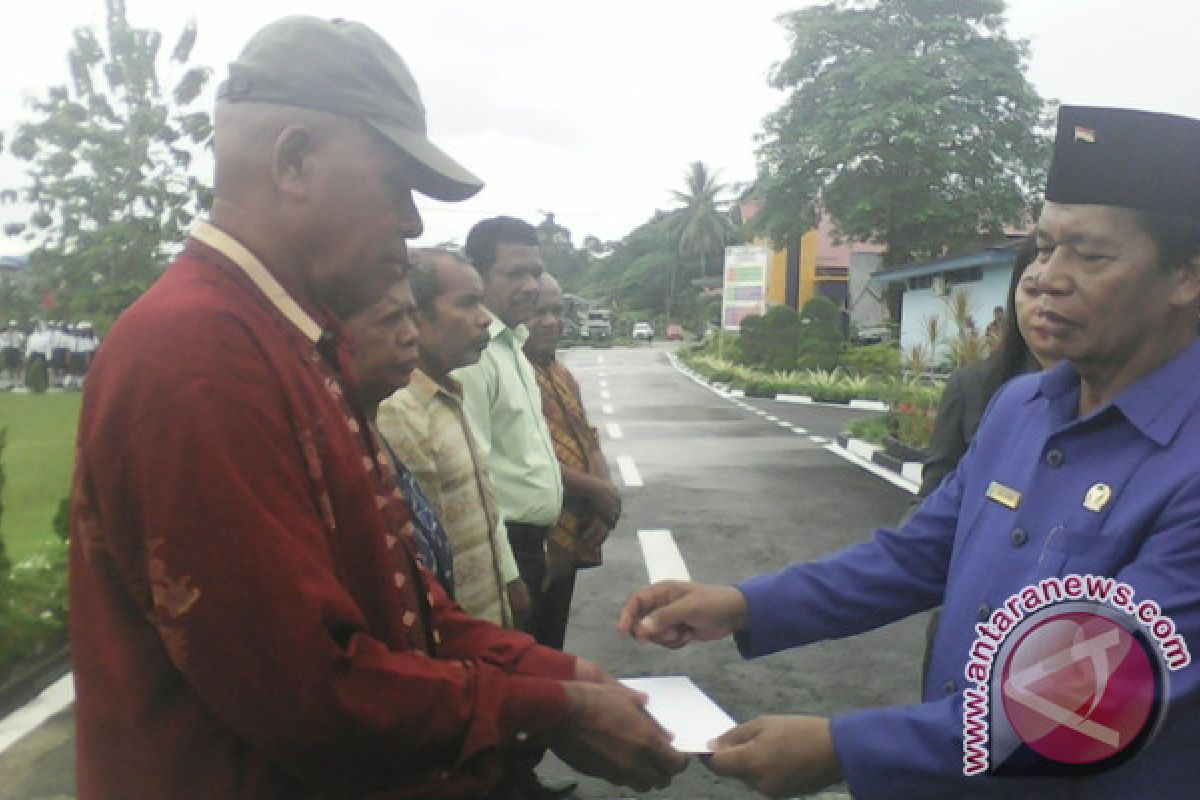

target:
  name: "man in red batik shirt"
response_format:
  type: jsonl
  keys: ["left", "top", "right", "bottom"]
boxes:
{"left": 68, "top": 16, "right": 684, "bottom": 800}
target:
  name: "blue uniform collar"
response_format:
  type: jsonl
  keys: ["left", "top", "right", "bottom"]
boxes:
{"left": 1032, "top": 337, "right": 1200, "bottom": 447}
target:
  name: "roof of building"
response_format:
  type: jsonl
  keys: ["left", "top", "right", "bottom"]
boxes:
{"left": 869, "top": 241, "right": 1023, "bottom": 285}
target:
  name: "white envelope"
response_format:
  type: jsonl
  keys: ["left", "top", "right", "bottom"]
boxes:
{"left": 620, "top": 675, "right": 737, "bottom": 754}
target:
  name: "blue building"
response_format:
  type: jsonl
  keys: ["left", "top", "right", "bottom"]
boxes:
{"left": 870, "top": 240, "right": 1025, "bottom": 361}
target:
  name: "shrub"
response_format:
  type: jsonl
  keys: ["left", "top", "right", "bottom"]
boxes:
{"left": 796, "top": 296, "right": 845, "bottom": 371}
{"left": 840, "top": 342, "right": 900, "bottom": 377}
{"left": 884, "top": 378, "right": 943, "bottom": 450}
{"left": 743, "top": 379, "right": 781, "bottom": 398}
{"left": 738, "top": 306, "right": 806, "bottom": 372}
{"left": 846, "top": 414, "right": 890, "bottom": 445}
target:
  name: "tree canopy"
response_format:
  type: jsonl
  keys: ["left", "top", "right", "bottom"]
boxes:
{"left": 752, "top": 0, "right": 1048, "bottom": 265}
{"left": 4, "top": 0, "right": 213, "bottom": 328}
{"left": 663, "top": 161, "right": 738, "bottom": 277}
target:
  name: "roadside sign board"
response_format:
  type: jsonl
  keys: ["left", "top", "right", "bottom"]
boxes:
{"left": 721, "top": 246, "right": 769, "bottom": 330}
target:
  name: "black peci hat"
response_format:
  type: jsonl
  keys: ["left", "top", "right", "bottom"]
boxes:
{"left": 1045, "top": 105, "right": 1200, "bottom": 220}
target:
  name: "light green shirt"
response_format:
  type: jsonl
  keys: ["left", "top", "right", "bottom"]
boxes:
{"left": 454, "top": 314, "right": 564, "bottom": 526}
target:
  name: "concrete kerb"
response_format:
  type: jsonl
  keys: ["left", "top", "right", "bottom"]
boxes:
{"left": 666, "top": 353, "right": 921, "bottom": 493}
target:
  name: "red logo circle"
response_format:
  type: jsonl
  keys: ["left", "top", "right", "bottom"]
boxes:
{"left": 1000, "top": 610, "right": 1156, "bottom": 765}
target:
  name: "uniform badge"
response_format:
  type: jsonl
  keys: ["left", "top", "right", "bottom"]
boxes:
{"left": 986, "top": 481, "right": 1022, "bottom": 510}
{"left": 1084, "top": 482, "right": 1112, "bottom": 512}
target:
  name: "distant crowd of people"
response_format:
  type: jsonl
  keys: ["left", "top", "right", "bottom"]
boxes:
{"left": 0, "top": 319, "right": 98, "bottom": 389}
{"left": 63, "top": 12, "right": 1200, "bottom": 800}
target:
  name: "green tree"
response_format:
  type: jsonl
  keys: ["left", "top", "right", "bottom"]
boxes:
{"left": 535, "top": 212, "right": 590, "bottom": 292}
{"left": 665, "top": 161, "right": 738, "bottom": 278}
{"left": 6, "top": 0, "right": 213, "bottom": 328}
{"left": 753, "top": 0, "right": 1048, "bottom": 265}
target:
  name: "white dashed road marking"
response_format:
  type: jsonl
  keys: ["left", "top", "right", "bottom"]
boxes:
{"left": 809, "top": 435, "right": 828, "bottom": 444}
{"left": 791, "top": 426, "right": 808, "bottom": 435}
{"left": 637, "top": 529, "right": 691, "bottom": 583}
{"left": 600, "top": 390, "right": 611, "bottom": 400}
{"left": 602, "top": 404, "right": 614, "bottom": 415}
{"left": 765, "top": 415, "right": 779, "bottom": 422}
{"left": 606, "top": 423, "right": 624, "bottom": 439}
{"left": 617, "top": 456, "right": 644, "bottom": 488}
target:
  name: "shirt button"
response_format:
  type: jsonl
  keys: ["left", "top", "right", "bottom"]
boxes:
{"left": 976, "top": 603, "right": 992, "bottom": 622}
{"left": 943, "top": 680, "right": 958, "bottom": 696}
{"left": 1045, "top": 449, "right": 1064, "bottom": 467}
{"left": 1011, "top": 528, "right": 1028, "bottom": 547}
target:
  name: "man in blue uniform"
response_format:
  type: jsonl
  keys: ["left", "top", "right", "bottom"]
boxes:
{"left": 619, "top": 105, "right": 1200, "bottom": 799}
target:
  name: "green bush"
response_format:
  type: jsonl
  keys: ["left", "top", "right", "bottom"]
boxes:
{"left": 796, "top": 296, "right": 846, "bottom": 371}
{"left": 743, "top": 378, "right": 781, "bottom": 398}
{"left": 846, "top": 414, "right": 890, "bottom": 445}
{"left": 737, "top": 305, "right": 817, "bottom": 373}
{"left": 25, "top": 358, "right": 48, "bottom": 393}
{"left": 840, "top": 342, "right": 900, "bottom": 376}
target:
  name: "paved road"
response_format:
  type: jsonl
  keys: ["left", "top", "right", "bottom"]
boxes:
{"left": 0, "top": 343, "right": 927, "bottom": 799}
{"left": 538, "top": 344, "right": 925, "bottom": 798}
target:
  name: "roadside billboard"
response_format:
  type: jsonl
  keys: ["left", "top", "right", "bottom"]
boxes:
{"left": 721, "top": 245, "right": 769, "bottom": 330}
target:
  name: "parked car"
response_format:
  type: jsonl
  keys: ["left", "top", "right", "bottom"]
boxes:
{"left": 665, "top": 324, "right": 684, "bottom": 341}
{"left": 631, "top": 322, "right": 654, "bottom": 341}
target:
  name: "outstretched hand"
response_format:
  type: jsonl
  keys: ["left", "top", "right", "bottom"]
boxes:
{"left": 617, "top": 581, "right": 749, "bottom": 649}
{"left": 705, "top": 715, "right": 842, "bottom": 798}
{"left": 552, "top": 680, "right": 688, "bottom": 792}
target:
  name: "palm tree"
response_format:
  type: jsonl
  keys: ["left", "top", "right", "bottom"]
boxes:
{"left": 666, "top": 161, "right": 737, "bottom": 279}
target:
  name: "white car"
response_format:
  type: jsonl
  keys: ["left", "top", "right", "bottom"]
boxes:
{"left": 631, "top": 322, "right": 654, "bottom": 341}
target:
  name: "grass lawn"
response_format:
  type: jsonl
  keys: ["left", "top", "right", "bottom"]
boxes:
{"left": 0, "top": 392, "right": 82, "bottom": 562}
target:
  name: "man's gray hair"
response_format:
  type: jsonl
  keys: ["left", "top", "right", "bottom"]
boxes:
{"left": 408, "top": 248, "right": 471, "bottom": 313}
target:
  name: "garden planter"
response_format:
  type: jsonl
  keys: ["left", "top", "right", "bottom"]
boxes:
{"left": 882, "top": 434, "right": 927, "bottom": 464}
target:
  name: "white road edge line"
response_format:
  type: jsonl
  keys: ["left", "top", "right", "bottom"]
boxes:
{"left": 825, "top": 443, "right": 919, "bottom": 495}
{"left": 0, "top": 673, "right": 74, "bottom": 757}
{"left": 617, "top": 455, "right": 644, "bottom": 488}
{"left": 637, "top": 529, "right": 691, "bottom": 584}
{"left": 606, "top": 423, "right": 624, "bottom": 439}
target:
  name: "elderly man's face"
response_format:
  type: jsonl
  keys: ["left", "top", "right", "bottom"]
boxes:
{"left": 345, "top": 276, "right": 420, "bottom": 407}
{"left": 306, "top": 123, "right": 424, "bottom": 316}
{"left": 524, "top": 274, "right": 564, "bottom": 362}
{"left": 1033, "top": 202, "right": 1193, "bottom": 374}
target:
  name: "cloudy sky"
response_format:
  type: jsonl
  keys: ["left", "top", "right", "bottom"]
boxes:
{"left": 1, "top": 0, "right": 1198, "bottom": 257}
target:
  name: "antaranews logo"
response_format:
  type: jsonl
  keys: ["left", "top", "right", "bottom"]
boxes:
{"left": 961, "top": 575, "right": 1190, "bottom": 777}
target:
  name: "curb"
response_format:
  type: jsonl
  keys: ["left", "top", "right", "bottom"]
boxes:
{"left": 835, "top": 434, "right": 922, "bottom": 494}
{"left": 667, "top": 354, "right": 892, "bottom": 412}
{"left": 667, "top": 353, "right": 923, "bottom": 493}
{"left": 0, "top": 642, "right": 70, "bottom": 720}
